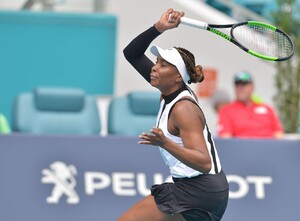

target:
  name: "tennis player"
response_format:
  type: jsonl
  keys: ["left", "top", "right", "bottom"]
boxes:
{"left": 119, "top": 8, "right": 229, "bottom": 221}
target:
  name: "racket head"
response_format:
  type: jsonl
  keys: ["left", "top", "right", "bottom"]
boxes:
{"left": 231, "top": 21, "right": 294, "bottom": 61}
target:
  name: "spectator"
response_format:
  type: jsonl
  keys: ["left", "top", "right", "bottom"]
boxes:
{"left": 0, "top": 113, "right": 11, "bottom": 134}
{"left": 217, "top": 71, "right": 283, "bottom": 139}
{"left": 211, "top": 89, "right": 231, "bottom": 113}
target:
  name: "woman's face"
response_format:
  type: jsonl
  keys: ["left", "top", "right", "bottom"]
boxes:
{"left": 150, "top": 56, "right": 181, "bottom": 92}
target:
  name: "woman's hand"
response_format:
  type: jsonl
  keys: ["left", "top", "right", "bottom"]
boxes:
{"left": 154, "top": 8, "right": 185, "bottom": 33}
{"left": 138, "top": 127, "right": 169, "bottom": 147}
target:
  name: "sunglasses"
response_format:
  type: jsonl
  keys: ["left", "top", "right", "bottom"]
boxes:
{"left": 234, "top": 81, "right": 251, "bottom": 86}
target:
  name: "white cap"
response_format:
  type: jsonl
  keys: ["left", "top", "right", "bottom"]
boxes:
{"left": 150, "top": 45, "right": 190, "bottom": 83}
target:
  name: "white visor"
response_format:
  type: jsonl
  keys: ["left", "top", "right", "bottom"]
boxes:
{"left": 150, "top": 45, "right": 190, "bottom": 83}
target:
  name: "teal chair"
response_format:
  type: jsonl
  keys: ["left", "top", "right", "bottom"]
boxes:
{"left": 108, "top": 91, "right": 160, "bottom": 136}
{"left": 12, "top": 87, "right": 100, "bottom": 135}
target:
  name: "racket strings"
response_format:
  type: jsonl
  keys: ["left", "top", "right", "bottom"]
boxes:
{"left": 232, "top": 25, "right": 293, "bottom": 58}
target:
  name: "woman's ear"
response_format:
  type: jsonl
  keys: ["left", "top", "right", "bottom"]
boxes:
{"left": 175, "top": 74, "right": 183, "bottom": 83}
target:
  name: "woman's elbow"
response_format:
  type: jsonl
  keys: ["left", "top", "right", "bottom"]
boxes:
{"left": 201, "top": 160, "right": 212, "bottom": 174}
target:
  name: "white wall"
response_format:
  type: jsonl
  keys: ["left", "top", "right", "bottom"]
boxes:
{"left": 0, "top": 0, "right": 278, "bottom": 134}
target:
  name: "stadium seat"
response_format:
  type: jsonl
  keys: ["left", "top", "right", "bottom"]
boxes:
{"left": 11, "top": 87, "right": 100, "bottom": 135}
{"left": 108, "top": 91, "right": 160, "bottom": 136}
{"left": 234, "top": 0, "right": 267, "bottom": 15}
{"left": 205, "top": 0, "right": 232, "bottom": 16}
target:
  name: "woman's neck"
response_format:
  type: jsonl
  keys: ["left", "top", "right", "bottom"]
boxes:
{"left": 162, "top": 84, "right": 187, "bottom": 104}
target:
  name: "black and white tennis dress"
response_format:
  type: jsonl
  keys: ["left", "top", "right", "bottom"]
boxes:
{"left": 123, "top": 25, "right": 229, "bottom": 221}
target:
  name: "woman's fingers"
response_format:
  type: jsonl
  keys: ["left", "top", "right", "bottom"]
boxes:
{"left": 137, "top": 140, "right": 151, "bottom": 144}
{"left": 139, "top": 132, "right": 155, "bottom": 141}
{"left": 168, "top": 10, "right": 185, "bottom": 23}
{"left": 138, "top": 129, "right": 162, "bottom": 145}
{"left": 150, "top": 127, "right": 164, "bottom": 138}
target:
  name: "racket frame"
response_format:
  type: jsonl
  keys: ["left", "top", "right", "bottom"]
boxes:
{"left": 180, "top": 17, "right": 294, "bottom": 61}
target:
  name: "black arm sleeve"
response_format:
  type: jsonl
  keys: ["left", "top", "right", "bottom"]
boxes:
{"left": 123, "top": 25, "right": 162, "bottom": 83}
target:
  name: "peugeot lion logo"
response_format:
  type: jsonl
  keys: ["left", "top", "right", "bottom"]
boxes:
{"left": 41, "top": 161, "right": 79, "bottom": 204}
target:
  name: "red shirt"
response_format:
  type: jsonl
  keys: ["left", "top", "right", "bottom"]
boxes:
{"left": 217, "top": 101, "right": 283, "bottom": 138}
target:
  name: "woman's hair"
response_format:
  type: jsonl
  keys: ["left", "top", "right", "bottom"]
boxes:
{"left": 175, "top": 47, "right": 204, "bottom": 84}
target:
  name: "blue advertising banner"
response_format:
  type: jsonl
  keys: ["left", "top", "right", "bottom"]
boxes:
{"left": 0, "top": 134, "right": 299, "bottom": 221}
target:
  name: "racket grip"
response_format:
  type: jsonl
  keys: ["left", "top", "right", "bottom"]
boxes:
{"left": 180, "top": 17, "right": 208, "bottom": 30}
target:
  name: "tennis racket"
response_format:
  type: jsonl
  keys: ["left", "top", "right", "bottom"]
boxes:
{"left": 179, "top": 17, "right": 294, "bottom": 61}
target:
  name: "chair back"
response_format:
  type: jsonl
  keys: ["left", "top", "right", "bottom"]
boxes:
{"left": 108, "top": 91, "right": 160, "bottom": 136}
{"left": 12, "top": 87, "right": 100, "bottom": 135}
